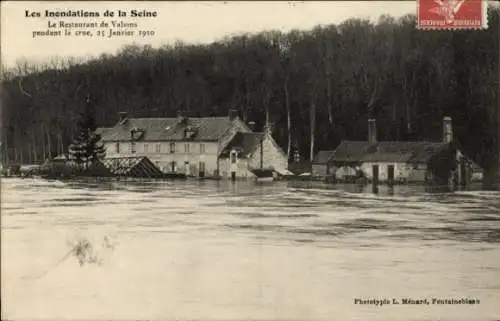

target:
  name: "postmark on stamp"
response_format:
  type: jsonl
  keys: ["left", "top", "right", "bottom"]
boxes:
{"left": 417, "top": 0, "right": 488, "bottom": 30}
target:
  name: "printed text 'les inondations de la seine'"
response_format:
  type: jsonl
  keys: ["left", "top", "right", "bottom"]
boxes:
{"left": 24, "top": 9, "right": 158, "bottom": 39}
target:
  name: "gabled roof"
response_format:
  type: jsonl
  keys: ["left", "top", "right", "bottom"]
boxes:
{"left": 97, "top": 116, "right": 243, "bottom": 142}
{"left": 330, "top": 141, "right": 373, "bottom": 163}
{"left": 312, "top": 150, "right": 335, "bottom": 164}
{"left": 219, "top": 132, "right": 265, "bottom": 158}
{"left": 331, "top": 140, "right": 450, "bottom": 164}
{"left": 102, "top": 156, "right": 163, "bottom": 177}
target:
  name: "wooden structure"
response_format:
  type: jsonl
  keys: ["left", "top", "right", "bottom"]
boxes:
{"left": 102, "top": 156, "right": 164, "bottom": 178}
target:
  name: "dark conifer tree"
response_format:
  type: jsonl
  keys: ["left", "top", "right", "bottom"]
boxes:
{"left": 69, "top": 95, "right": 105, "bottom": 170}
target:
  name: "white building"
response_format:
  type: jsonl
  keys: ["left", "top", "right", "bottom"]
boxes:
{"left": 96, "top": 110, "right": 288, "bottom": 179}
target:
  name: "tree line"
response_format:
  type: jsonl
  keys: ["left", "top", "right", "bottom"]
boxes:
{"left": 1, "top": 8, "right": 499, "bottom": 177}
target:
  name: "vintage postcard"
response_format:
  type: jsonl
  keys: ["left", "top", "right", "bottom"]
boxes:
{"left": 1, "top": 1, "right": 499, "bottom": 320}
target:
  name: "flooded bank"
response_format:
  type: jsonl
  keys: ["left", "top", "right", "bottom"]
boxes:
{"left": 2, "top": 178, "right": 500, "bottom": 320}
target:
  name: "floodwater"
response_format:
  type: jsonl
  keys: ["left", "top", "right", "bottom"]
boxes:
{"left": 1, "top": 178, "right": 500, "bottom": 321}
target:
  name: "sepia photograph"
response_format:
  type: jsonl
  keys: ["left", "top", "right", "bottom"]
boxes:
{"left": 1, "top": 1, "right": 499, "bottom": 320}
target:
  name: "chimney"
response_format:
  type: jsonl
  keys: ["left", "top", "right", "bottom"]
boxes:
{"left": 248, "top": 121, "right": 256, "bottom": 132}
{"left": 264, "top": 123, "right": 273, "bottom": 136}
{"left": 368, "top": 118, "right": 377, "bottom": 144}
{"left": 228, "top": 109, "right": 238, "bottom": 120}
{"left": 119, "top": 111, "right": 128, "bottom": 124}
{"left": 443, "top": 116, "right": 453, "bottom": 144}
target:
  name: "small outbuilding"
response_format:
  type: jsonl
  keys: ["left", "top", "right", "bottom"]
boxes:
{"left": 329, "top": 117, "right": 483, "bottom": 187}
{"left": 311, "top": 150, "right": 335, "bottom": 177}
{"left": 102, "top": 156, "right": 164, "bottom": 178}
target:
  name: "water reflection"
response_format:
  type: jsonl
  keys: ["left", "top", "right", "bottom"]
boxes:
{"left": 5, "top": 178, "right": 500, "bottom": 244}
{"left": 2, "top": 178, "right": 500, "bottom": 321}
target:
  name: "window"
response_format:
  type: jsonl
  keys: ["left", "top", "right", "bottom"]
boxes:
{"left": 230, "top": 150, "right": 237, "bottom": 164}
{"left": 171, "top": 161, "right": 177, "bottom": 172}
{"left": 413, "top": 163, "right": 426, "bottom": 170}
{"left": 131, "top": 142, "right": 136, "bottom": 153}
{"left": 155, "top": 144, "right": 161, "bottom": 153}
{"left": 200, "top": 143, "right": 206, "bottom": 154}
{"left": 185, "top": 143, "right": 190, "bottom": 153}
{"left": 115, "top": 142, "right": 120, "bottom": 153}
{"left": 144, "top": 143, "right": 149, "bottom": 153}
{"left": 169, "top": 142, "right": 175, "bottom": 153}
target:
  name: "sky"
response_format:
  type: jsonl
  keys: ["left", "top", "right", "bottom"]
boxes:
{"left": 1, "top": 1, "right": 417, "bottom": 68}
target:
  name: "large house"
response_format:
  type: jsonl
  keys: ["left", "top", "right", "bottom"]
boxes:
{"left": 96, "top": 110, "right": 288, "bottom": 179}
{"left": 327, "top": 117, "right": 483, "bottom": 187}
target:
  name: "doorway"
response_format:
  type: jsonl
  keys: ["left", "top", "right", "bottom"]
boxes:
{"left": 372, "top": 165, "right": 379, "bottom": 184}
{"left": 199, "top": 161, "right": 205, "bottom": 178}
{"left": 387, "top": 165, "right": 395, "bottom": 183}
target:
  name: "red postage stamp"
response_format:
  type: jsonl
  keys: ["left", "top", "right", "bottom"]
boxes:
{"left": 417, "top": 0, "right": 488, "bottom": 30}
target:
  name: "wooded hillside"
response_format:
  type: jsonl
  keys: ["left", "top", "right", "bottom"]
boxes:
{"left": 1, "top": 8, "right": 499, "bottom": 176}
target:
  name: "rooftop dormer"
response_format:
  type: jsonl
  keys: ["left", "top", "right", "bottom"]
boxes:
{"left": 184, "top": 125, "right": 198, "bottom": 139}
{"left": 130, "top": 127, "right": 145, "bottom": 141}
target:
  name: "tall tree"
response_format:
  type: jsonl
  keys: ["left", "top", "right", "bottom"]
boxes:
{"left": 69, "top": 95, "right": 105, "bottom": 170}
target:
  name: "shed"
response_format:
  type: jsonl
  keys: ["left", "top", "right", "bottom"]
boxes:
{"left": 312, "top": 150, "right": 335, "bottom": 177}
{"left": 330, "top": 140, "right": 453, "bottom": 183}
{"left": 329, "top": 116, "right": 482, "bottom": 187}
{"left": 102, "top": 156, "right": 164, "bottom": 178}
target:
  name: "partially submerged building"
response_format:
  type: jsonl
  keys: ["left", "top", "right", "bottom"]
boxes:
{"left": 329, "top": 117, "right": 482, "bottom": 186}
{"left": 96, "top": 110, "right": 288, "bottom": 179}
{"left": 311, "top": 150, "right": 335, "bottom": 177}
{"left": 218, "top": 131, "right": 288, "bottom": 179}
{"left": 101, "top": 156, "right": 163, "bottom": 178}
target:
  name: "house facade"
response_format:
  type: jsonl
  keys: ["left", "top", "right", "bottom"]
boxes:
{"left": 329, "top": 117, "right": 482, "bottom": 187}
{"left": 96, "top": 110, "right": 287, "bottom": 179}
{"left": 218, "top": 131, "right": 288, "bottom": 179}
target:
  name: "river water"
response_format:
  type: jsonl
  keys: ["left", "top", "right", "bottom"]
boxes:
{"left": 1, "top": 178, "right": 499, "bottom": 321}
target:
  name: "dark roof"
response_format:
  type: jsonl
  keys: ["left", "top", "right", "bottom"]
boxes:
{"left": 219, "top": 132, "right": 265, "bottom": 158}
{"left": 331, "top": 141, "right": 373, "bottom": 163}
{"left": 97, "top": 116, "right": 243, "bottom": 142}
{"left": 313, "top": 150, "right": 335, "bottom": 164}
{"left": 331, "top": 140, "right": 450, "bottom": 164}
{"left": 95, "top": 127, "right": 112, "bottom": 136}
